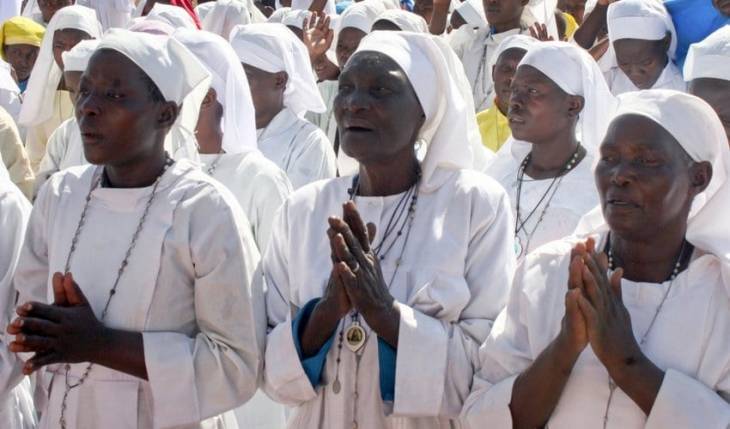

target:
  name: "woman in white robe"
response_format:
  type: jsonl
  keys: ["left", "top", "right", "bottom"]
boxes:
{"left": 0, "top": 163, "right": 37, "bottom": 429}
{"left": 461, "top": 90, "right": 730, "bottom": 429}
{"left": 173, "top": 29, "right": 292, "bottom": 254}
{"left": 263, "top": 31, "right": 516, "bottom": 429}
{"left": 17, "top": 5, "right": 101, "bottom": 174}
{"left": 603, "top": 0, "right": 686, "bottom": 96}
{"left": 230, "top": 23, "right": 336, "bottom": 190}
{"left": 487, "top": 42, "right": 615, "bottom": 259}
{"left": 7, "top": 29, "right": 264, "bottom": 429}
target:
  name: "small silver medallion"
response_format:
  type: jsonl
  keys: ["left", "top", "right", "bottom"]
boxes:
{"left": 345, "top": 321, "right": 366, "bottom": 352}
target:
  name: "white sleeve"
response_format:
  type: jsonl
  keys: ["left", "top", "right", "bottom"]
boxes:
{"left": 142, "top": 189, "right": 265, "bottom": 427}
{"left": 252, "top": 167, "right": 292, "bottom": 253}
{"left": 0, "top": 187, "right": 31, "bottom": 396}
{"left": 287, "top": 127, "right": 336, "bottom": 190}
{"left": 34, "top": 123, "right": 66, "bottom": 199}
{"left": 261, "top": 200, "right": 320, "bottom": 406}
{"left": 393, "top": 187, "right": 516, "bottom": 418}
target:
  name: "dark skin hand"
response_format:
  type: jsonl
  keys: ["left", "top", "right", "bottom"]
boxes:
{"left": 8, "top": 273, "right": 148, "bottom": 380}
{"left": 573, "top": 1, "right": 612, "bottom": 49}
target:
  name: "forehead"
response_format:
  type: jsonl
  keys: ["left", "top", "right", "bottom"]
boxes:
{"left": 338, "top": 27, "right": 367, "bottom": 44}
{"left": 690, "top": 78, "right": 730, "bottom": 103}
{"left": 342, "top": 51, "right": 407, "bottom": 81}
{"left": 496, "top": 47, "right": 527, "bottom": 65}
{"left": 613, "top": 38, "right": 664, "bottom": 58}
{"left": 85, "top": 49, "right": 149, "bottom": 87}
{"left": 53, "top": 28, "right": 91, "bottom": 42}
{"left": 513, "top": 64, "right": 560, "bottom": 88}
{"left": 603, "top": 114, "right": 683, "bottom": 154}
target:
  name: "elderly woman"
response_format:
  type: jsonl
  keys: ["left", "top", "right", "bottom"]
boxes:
{"left": 7, "top": 29, "right": 263, "bottom": 428}
{"left": 0, "top": 16, "right": 45, "bottom": 95}
{"left": 263, "top": 31, "right": 515, "bottom": 428}
{"left": 487, "top": 42, "right": 615, "bottom": 259}
{"left": 462, "top": 90, "right": 730, "bottom": 428}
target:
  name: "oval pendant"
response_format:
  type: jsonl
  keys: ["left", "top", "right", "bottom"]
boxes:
{"left": 514, "top": 237, "right": 523, "bottom": 258}
{"left": 332, "top": 378, "right": 341, "bottom": 394}
{"left": 345, "top": 322, "right": 366, "bottom": 352}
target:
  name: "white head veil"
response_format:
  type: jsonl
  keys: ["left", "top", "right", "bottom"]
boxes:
{"left": 267, "top": 7, "right": 291, "bottom": 23}
{"left": 576, "top": 90, "right": 730, "bottom": 281}
{"left": 201, "top": 0, "right": 267, "bottom": 38}
{"left": 75, "top": 0, "right": 134, "bottom": 30}
{"left": 61, "top": 39, "right": 100, "bottom": 73}
{"left": 607, "top": 0, "right": 677, "bottom": 60}
{"left": 291, "top": 0, "right": 337, "bottom": 17}
{"left": 282, "top": 9, "right": 311, "bottom": 30}
{"left": 146, "top": 3, "right": 198, "bottom": 29}
{"left": 173, "top": 29, "right": 257, "bottom": 154}
{"left": 339, "top": 0, "right": 390, "bottom": 34}
{"left": 454, "top": 0, "right": 487, "bottom": 30}
{"left": 354, "top": 31, "right": 489, "bottom": 192}
{"left": 517, "top": 41, "right": 617, "bottom": 155}
{"left": 373, "top": 10, "right": 429, "bottom": 33}
{"left": 18, "top": 5, "right": 102, "bottom": 127}
{"left": 96, "top": 29, "right": 211, "bottom": 161}
{"left": 684, "top": 25, "right": 730, "bottom": 82}
{"left": 195, "top": 1, "right": 216, "bottom": 21}
{"left": 230, "top": 23, "right": 326, "bottom": 116}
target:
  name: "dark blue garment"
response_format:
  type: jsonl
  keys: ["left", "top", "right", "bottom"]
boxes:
{"left": 18, "top": 79, "right": 28, "bottom": 93}
{"left": 292, "top": 298, "right": 397, "bottom": 400}
{"left": 664, "top": 0, "right": 729, "bottom": 70}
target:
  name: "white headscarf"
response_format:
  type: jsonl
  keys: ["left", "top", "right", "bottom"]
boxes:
{"left": 607, "top": 0, "right": 677, "bottom": 60}
{"left": 18, "top": 5, "right": 102, "bottom": 127}
{"left": 267, "top": 7, "right": 291, "bottom": 23}
{"left": 488, "top": 34, "right": 539, "bottom": 74}
{"left": 576, "top": 90, "right": 730, "bottom": 280}
{"left": 201, "top": 0, "right": 267, "bottom": 38}
{"left": 282, "top": 9, "right": 311, "bottom": 30}
{"left": 339, "top": 0, "right": 390, "bottom": 34}
{"left": 454, "top": 0, "right": 486, "bottom": 30}
{"left": 291, "top": 0, "right": 336, "bottom": 17}
{"left": 354, "top": 31, "right": 489, "bottom": 192}
{"left": 195, "top": 1, "right": 217, "bottom": 21}
{"left": 684, "top": 25, "right": 730, "bottom": 82}
{"left": 173, "top": 29, "right": 257, "bottom": 154}
{"left": 373, "top": 10, "right": 429, "bottom": 33}
{"left": 518, "top": 41, "right": 617, "bottom": 155}
{"left": 96, "top": 28, "right": 211, "bottom": 161}
{"left": 76, "top": 0, "right": 134, "bottom": 30}
{"left": 230, "top": 23, "right": 326, "bottom": 116}
{"left": 61, "top": 39, "right": 100, "bottom": 73}
{"left": 127, "top": 16, "right": 176, "bottom": 35}
{"left": 146, "top": 3, "right": 198, "bottom": 29}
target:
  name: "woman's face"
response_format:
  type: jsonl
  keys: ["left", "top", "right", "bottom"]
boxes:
{"left": 508, "top": 64, "right": 582, "bottom": 144}
{"left": 334, "top": 52, "right": 425, "bottom": 166}
{"left": 483, "top": 0, "right": 525, "bottom": 32}
{"left": 688, "top": 78, "right": 730, "bottom": 144}
{"left": 52, "top": 29, "right": 92, "bottom": 71}
{"left": 595, "top": 114, "right": 711, "bottom": 240}
{"left": 492, "top": 48, "right": 526, "bottom": 115}
{"left": 336, "top": 27, "right": 367, "bottom": 70}
{"left": 613, "top": 37, "right": 669, "bottom": 90}
{"left": 3, "top": 44, "right": 39, "bottom": 82}
{"left": 76, "top": 50, "right": 177, "bottom": 166}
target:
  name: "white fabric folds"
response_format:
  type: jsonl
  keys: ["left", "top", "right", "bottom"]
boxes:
{"left": 147, "top": 3, "right": 198, "bottom": 30}
{"left": 173, "top": 29, "right": 258, "bottom": 154}
{"left": 684, "top": 26, "right": 730, "bottom": 82}
{"left": 355, "top": 31, "right": 488, "bottom": 192}
{"left": 373, "top": 10, "right": 429, "bottom": 33}
{"left": 61, "top": 39, "right": 101, "bottom": 73}
{"left": 577, "top": 90, "right": 730, "bottom": 276}
{"left": 339, "top": 0, "right": 390, "bottom": 34}
{"left": 518, "top": 41, "right": 617, "bottom": 154}
{"left": 97, "top": 29, "right": 212, "bottom": 161}
{"left": 201, "top": 0, "right": 266, "bottom": 39}
{"left": 455, "top": 0, "right": 487, "bottom": 29}
{"left": 18, "top": 5, "right": 102, "bottom": 127}
{"left": 607, "top": 0, "right": 677, "bottom": 59}
{"left": 230, "top": 23, "right": 326, "bottom": 115}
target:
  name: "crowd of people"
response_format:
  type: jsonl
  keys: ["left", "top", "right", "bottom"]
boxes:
{"left": 0, "top": 0, "right": 728, "bottom": 428}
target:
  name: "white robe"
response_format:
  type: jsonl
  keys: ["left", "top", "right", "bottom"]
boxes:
{"left": 35, "top": 117, "right": 86, "bottom": 197}
{"left": 256, "top": 107, "right": 336, "bottom": 190}
{"left": 452, "top": 27, "right": 530, "bottom": 112}
{"left": 25, "top": 91, "right": 74, "bottom": 174}
{"left": 263, "top": 169, "right": 516, "bottom": 428}
{"left": 12, "top": 160, "right": 265, "bottom": 429}
{"left": 486, "top": 149, "right": 599, "bottom": 257}
{"left": 0, "top": 62, "right": 21, "bottom": 124}
{"left": 76, "top": 0, "right": 133, "bottom": 29}
{"left": 461, "top": 235, "right": 730, "bottom": 428}
{"left": 199, "top": 151, "right": 292, "bottom": 252}
{"left": 605, "top": 61, "right": 687, "bottom": 96}
{"left": 0, "top": 173, "right": 37, "bottom": 429}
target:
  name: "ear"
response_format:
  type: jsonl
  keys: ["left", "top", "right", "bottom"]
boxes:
{"left": 566, "top": 94, "right": 584, "bottom": 118}
{"left": 201, "top": 88, "right": 217, "bottom": 110}
{"left": 274, "top": 71, "right": 289, "bottom": 90}
{"left": 688, "top": 160, "right": 712, "bottom": 195}
{"left": 157, "top": 101, "right": 179, "bottom": 130}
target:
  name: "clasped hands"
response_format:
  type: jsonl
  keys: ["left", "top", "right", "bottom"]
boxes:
{"left": 7, "top": 272, "right": 104, "bottom": 375}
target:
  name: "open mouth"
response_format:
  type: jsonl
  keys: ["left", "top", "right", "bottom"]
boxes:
{"left": 606, "top": 198, "right": 638, "bottom": 208}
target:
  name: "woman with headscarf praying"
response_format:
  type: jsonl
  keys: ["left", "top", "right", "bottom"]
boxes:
{"left": 34, "top": 39, "right": 98, "bottom": 196}
{"left": 18, "top": 5, "right": 101, "bottom": 174}
{"left": 603, "top": 0, "right": 686, "bottom": 96}
{"left": 0, "top": 163, "right": 36, "bottom": 429}
{"left": 462, "top": 90, "right": 730, "bottom": 429}
{"left": 7, "top": 28, "right": 264, "bottom": 429}
{"left": 684, "top": 25, "right": 730, "bottom": 144}
{"left": 262, "top": 31, "right": 515, "bottom": 429}
{"left": 230, "top": 23, "right": 336, "bottom": 190}
{"left": 0, "top": 16, "right": 45, "bottom": 94}
{"left": 486, "top": 42, "right": 615, "bottom": 260}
